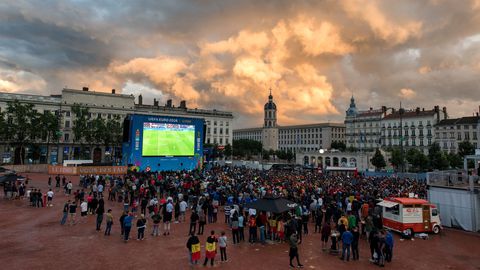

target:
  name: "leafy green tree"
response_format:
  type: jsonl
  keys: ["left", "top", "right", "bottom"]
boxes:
{"left": 428, "top": 143, "right": 449, "bottom": 170}
{"left": 406, "top": 148, "right": 428, "bottom": 172}
{"left": 370, "top": 148, "right": 386, "bottom": 170}
{"left": 232, "top": 139, "right": 262, "bottom": 158}
{"left": 5, "top": 100, "right": 40, "bottom": 164}
{"left": 285, "top": 149, "right": 294, "bottom": 163}
{"left": 389, "top": 147, "right": 405, "bottom": 170}
{"left": 224, "top": 144, "right": 232, "bottom": 157}
{"left": 71, "top": 104, "right": 89, "bottom": 159}
{"left": 39, "top": 111, "right": 60, "bottom": 163}
{"left": 458, "top": 141, "right": 475, "bottom": 157}
{"left": 446, "top": 152, "right": 463, "bottom": 169}
{"left": 331, "top": 141, "right": 347, "bottom": 152}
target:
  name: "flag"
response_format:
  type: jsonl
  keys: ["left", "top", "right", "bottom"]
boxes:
{"left": 191, "top": 243, "right": 201, "bottom": 260}
{"left": 205, "top": 241, "right": 216, "bottom": 259}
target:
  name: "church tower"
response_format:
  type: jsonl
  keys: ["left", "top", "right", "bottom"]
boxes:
{"left": 262, "top": 88, "right": 279, "bottom": 151}
{"left": 264, "top": 88, "right": 277, "bottom": 128}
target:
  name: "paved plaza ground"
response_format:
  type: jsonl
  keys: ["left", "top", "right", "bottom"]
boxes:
{"left": 0, "top": 173, "right": 479, "bottom": 270}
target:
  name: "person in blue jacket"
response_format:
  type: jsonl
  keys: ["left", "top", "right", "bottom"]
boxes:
{"left": 123, "top": 212, "right": 134, "bottom": 242}
{"left": 340, "top": 229, "right": 353, "bottom": 261}
{"left": 385, "top": 230, "right": 394, "bottom": 262}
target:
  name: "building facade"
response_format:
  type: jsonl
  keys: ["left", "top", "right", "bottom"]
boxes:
{"left": 345, "top": 96, "right": 385, "bottom": 151}
{"left": 233, "top": 91, "right": 345, "bottom": 153}
{"left": 381, "top": 106, "right": 447, "bottom": 154}
{"left": 0, "top": 87, "right": 233, "bottom": 164}
{"left": 435, "top": 115, "right": 480, "bottom": 153}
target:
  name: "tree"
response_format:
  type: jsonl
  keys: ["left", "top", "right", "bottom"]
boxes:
{"left": 389, "top": 147, "right": 405, "bottom": 170}
{"left": 458, "top": 141, "right": 475, "bottom": 157}
{"left": 5, "top": 100, "right": 40, "bottom": 164}
{"left": 446, "top": 152, "right": 463, "bottom": 169}
{"left": 406, "top": 148, "right": 428, "bottom": 172}
{"left": 232, "top": 139, "right": 262, "bottom": 158}
{"left": 370, "top": 148, "right": 386, "bottom": 170}
{"left": 285, "top": 149, "right": 294, "bottom": 163}
{"left": 331, "top": 141, "right": 346, "bottom": 152}
{"left": 71, "top": 104, "right": 89, "bottom": 159}
{"left": 428, "top": 143, "right": 449, "bottom": 170}
{"left": 39, "top": 111, "right": 60, "bottom": 163}
{"left": 224, "top": 144, "right": 232, "bottom": 157}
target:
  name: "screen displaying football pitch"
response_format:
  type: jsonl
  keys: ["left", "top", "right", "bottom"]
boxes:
{"left": 142, "top": 122, "right": 195, "bottom": 156}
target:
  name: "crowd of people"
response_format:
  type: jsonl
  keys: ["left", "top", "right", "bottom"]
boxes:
{"left": 51, "top": 166, "right": 427, "bottom": 267}
{"left": 3, "top": 165, "right": 427, "bottom": 267}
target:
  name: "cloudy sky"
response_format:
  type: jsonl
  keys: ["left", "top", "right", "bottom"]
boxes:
{"left": 1, "top": 0, "right": 480, "bottom": 128}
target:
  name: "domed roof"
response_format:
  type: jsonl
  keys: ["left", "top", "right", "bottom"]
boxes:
{"left": 264, "top": 101, "right": 277, "bottom": 110}
{"left": 264, "top": 92, "right": 276, "bottom": 110}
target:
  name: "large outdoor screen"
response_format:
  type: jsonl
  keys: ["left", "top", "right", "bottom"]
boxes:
{"left": 142, "top": 122, "right": 195, "bottom": 156}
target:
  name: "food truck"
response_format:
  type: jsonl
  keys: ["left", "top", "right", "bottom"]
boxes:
{"left": 377, "top": 197, "right": 442, "bottom": 235}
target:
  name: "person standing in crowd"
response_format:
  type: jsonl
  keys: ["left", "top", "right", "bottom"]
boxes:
{"left": 238, "top": 212, "right": 245, "bottom": 242}
{"left": 231, "top": 212, "right": 240, "bottom": 244}
{"left": 248, "top": 214, "right": 257, "bottom": 244}
{"left": 187, "top": 232, "right": 201, "bottom": 265}
{"left": 60, "top": 200, "right": 70, "bottom": 225}
{"left": 352, "top": 226, "right": 360, "bottom": 260}
{"left": 80, "top": 200, "right": 88, "bottom": 223}
{"left": 104, "top": 209, "right": 113, "bottom": 236}
{"left": 163, "top": 198, "right": 173, "bottom": 236}
{"left": 66, "top": 181, "right": 73, "bottom": 195}
{"left": 151, "top": 211, "right": 162, "bottom": 237}
{"left": 119, "top": 211, "right": 127, "bottom": 236}
{"left": 218, "top": 231, "right": 228, "bottom": 262}
{"left": 95, "top": 198, "right": 105, "bottom": 231}
{"left": 341, "top": 228, "right": 353, "bottom": 261}
{"left": 68, "top": 201, "right": 77, "bottom": 225}
{"left": 123, "top": 212, "right": 134, "bottom": 242}
{"left": 55, "top": 175, "right": 61, "bottom": 188}
{"left": 288, "top": 231, "right": 303, "bottom": 268}
{"left": 385, "top": 230, "right": 394, "bottom": 262}
{"left": 203, "top": 230, "right": 218, "bottom": 267}
{"left": 179, "top": 199, "right": 188, "bottom": 222}
{"left": 137, "top": 214, "right": 147, "bottom": 240}
{"left": 46, "top": 189, "right": 54, "bottom": 207}
{"left": 277, "top": 218, "right": 285, "bottom": 243}
{"left": 321, "top": 222, "right": 331, "bottom": 251}
{"left": 198, "top": 210, "right": 206, "bottom": 235}
{"left": 189, "top": 210, "right": 199, "bottom": 235}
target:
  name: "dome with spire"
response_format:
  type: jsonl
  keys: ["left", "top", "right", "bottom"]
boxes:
{"left": 346, "top": 95, "right": 357, "bottom": 117}
{"left": 264, "top": 89, "right": 277, "bottom": 110}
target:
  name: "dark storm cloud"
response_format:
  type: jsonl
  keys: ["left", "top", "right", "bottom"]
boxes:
{"left": 0, "top": 0, "right": 480, "bottom": 128}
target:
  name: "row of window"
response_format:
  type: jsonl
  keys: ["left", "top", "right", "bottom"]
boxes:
{"left": 280, "top": 140, "right": 322, "bottom": 145}
{"left": 207, "top": 127, "right": 229, "bottom": 135}
{"left": 436, "top": 124, "right": 478, "bottom": 130}
{"left": 206, "top": 137, "right": 229, "bottom": 145}
{"left": 206, "top": 120, "right": 229, "bottom": 126}
{"left": 437, "top": 132, "right": 478, "bottom": 140}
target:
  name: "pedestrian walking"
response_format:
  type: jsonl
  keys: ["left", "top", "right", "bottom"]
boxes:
{"left": 151, "top": 212, "right": 162, "bottom": 236}
{"left": 340, "top": 229, "right": 353, "bottom": 261}
{"left": 288, "top": 232, "right": 304, "bottom": 268}
{"left": 105, "top": 209, "right": 113, "bottom": 236}
{"left": 60, "top": 200, "right": 70, "bottom": 225}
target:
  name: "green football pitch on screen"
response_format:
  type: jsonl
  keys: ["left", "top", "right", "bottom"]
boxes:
{"left": 142, "top": 124, "right": 195, "bottom": 156}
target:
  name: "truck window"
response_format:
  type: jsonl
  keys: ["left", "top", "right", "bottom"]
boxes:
{"left": 386, "top": 205, "right": 400, "bottom": 215}
{"left": 432, "top": 209, "right": 438, "bottom": 216}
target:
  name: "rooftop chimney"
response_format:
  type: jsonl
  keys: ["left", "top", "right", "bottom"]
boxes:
{"left": 415, "top": 107, "right": 420, "bottom": 114}
{"left": 111, "top": 89, "right": 115, "bottom": 94}
{"left": 153, "top": 98, "right": 159, "bottom": 106}
{"left": 138, "top": 94, "right": 143, "bottom": 105}
{"left": 82, "top": 87, "right": 89, "bottom": 91}
{"left": 166, "top": 99, "right": 172, "bottom": 107}
{"left": 180, "top": 100, "right": 187, "bottom": 109}
{"left": 442, "top": 107, "right": 447, "bottom": 119}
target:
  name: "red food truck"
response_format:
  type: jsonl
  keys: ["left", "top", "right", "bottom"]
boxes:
{"left": 377, "top": 197, "right": 442, "bottom": 235}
